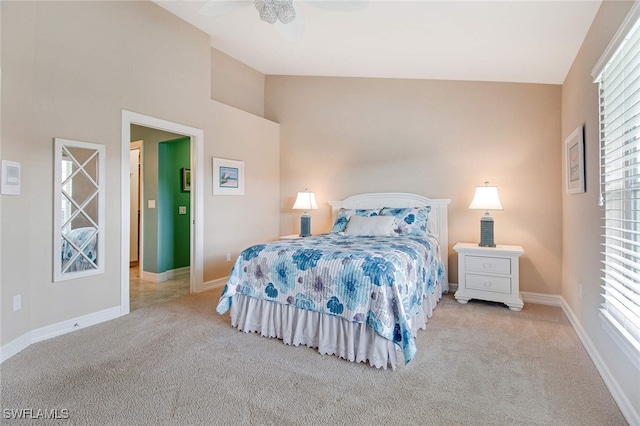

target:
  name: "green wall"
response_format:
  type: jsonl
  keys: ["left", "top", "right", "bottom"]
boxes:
{"left": 158, "top": 137, "right": 191, "bottom": 272}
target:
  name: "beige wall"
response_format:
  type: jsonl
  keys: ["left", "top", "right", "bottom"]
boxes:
{"left": 562, "top": 0, "right": 639, "bottom": 419}
{"left": 0, "top": 1, "right": 279, "bottom": 347}
{"left": 211, "top": 47, "right": 265, "bottom": 117}
{"left": 265, "top": 76, "right": 562, "bottom": 294}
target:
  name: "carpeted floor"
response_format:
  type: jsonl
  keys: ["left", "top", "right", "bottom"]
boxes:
{"left": 0, "top": 287, "right": 627, "bottom": 425}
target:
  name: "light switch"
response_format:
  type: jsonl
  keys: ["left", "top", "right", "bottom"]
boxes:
{"left": 13, "top": 294, "right": 21, "bottom": 311}
{"left": 179, "top": 206, "right": 187, "bottom": 215}
{"left": 148, "top": 200, "right": 155, "bottom": 209}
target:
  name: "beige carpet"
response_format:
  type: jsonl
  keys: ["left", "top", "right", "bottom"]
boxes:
{"left": 0, "top": 287, "right": 627, "bottom": 425}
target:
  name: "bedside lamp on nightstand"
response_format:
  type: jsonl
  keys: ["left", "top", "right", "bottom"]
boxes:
{"left": 469, "top": 181, "right": 503, "bottom": 247}
{"left": 292, "top": 189, "right": 318, "bottom": 237}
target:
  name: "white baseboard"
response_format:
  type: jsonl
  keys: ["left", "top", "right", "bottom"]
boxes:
{"left": 0, "top": 306, "right": 122, "bottom": 364}
{"left": 198, "top": 276, "right": 228, "bottom": 293}
{"left": 521, "top": 291, "right": 562, "bottom": 306}
{"left": 447, "top": 286, "right": 562, "bottom": 307}
{"left": 31, "top": 306, "right": 122, "bottom": 343}
{"left": 560, "top": 297, "right": 640, "bottom": 425}
{"left": 3, "top": 283, "right": 636, "bottom": 424}
{"left": 0, "top": 332, "right": 32, "bottom": 364}
{"left": 142, "top": 266, "right": 190, "bottom": 283}
{"left": 141, "top": 270, "right": 166, "bottom": 282}
{"left": 167, "top": 266, "right": 189, "bottom": 279}
{"left": 447, "top": 286, "right": 637, "bottom": 423}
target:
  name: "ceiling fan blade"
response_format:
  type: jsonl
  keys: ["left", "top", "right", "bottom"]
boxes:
{"left": 274, "top": 2, "right": 305, "bottom": 42}
{"left": 305, "top": 0, "right": 368, "bottom": 12}
{"left": 198, "top": 0, "right": 252, "bottom": 17}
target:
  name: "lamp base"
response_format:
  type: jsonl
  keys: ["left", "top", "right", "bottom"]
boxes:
{"left": 299, "top": 214, "right": 311, "bottom": 237}
{"left": 479, "top": 215, "right": 496, "bottom": 247}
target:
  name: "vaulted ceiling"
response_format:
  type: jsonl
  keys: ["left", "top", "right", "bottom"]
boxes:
{"left": 153, "top": 0, "right": 602, "bottom": 84}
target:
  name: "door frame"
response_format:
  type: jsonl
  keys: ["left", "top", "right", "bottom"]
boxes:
{"left": 121, "top": 110, "right": 204, "bottom": 314}
{"left": 129, "top": 141, "right": 142, "bottom": 268}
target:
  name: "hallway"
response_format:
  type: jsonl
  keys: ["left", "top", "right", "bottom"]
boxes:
{"left": 129, "top": 267, "right": 190, "bottom": 311}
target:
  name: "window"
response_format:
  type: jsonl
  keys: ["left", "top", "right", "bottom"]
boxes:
{"left": 593, "top": 4, "right": 640, "bottom": 357}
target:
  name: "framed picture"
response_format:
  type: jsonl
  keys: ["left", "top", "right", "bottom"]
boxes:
{"left": 212, "top": 157, "right": 244, "bottom": 195}
{"left": 182, "top": 168, "right": 191, "bottom": 192}
{"left": 565, "top": 126, "right": 585, "bottom": 194}
{"left": 1, "top": 160, "right": 21, "bottom": 196}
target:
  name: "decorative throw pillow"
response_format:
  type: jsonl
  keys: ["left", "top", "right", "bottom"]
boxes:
{"left": 331, "top": 208, "right": 380, "bottom": 232}
{"left": 380, "top": 206, "right": 431, "bottom": 236}
{"left": 344, "top": 215, "right": 396, "bottom": 236}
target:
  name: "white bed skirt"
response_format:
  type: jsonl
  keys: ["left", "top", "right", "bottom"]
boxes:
{"left": 230, "top": 282, "right": 445, "bottom": 370}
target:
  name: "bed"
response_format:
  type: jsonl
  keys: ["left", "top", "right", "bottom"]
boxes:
{"left": 216, "top": 193, "right": 451, "bottom": 369}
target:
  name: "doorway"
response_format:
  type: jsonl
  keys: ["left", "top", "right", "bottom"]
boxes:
{"left": 129, "top": 133, "right": 192, "bottom": 310}
{"left": 120, "top": 111, "right": 204, "bottom": 315}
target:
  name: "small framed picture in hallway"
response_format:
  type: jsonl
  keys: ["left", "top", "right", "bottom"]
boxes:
{"left": 182, "top": 168, "right": 191, "bottom": 192}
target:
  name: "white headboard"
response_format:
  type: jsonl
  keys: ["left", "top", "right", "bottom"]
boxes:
{"left": 328, "top": 193, "right": 452, "bottom": 283}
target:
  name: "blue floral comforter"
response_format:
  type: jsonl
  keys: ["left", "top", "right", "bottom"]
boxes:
{"left": 216, "top": 233, "right": 445, "bottom": 364}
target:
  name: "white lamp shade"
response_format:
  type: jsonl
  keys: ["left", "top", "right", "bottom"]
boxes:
{"left": 469, "top": 186, "right": 503, "bottom": 211}
{"left": 293, "top": 191, "right": 318, "bottom": 210}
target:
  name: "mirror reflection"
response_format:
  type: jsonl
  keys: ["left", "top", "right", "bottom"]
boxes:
{"left": 54, "top": 139, "right": 105, "bottom": 281}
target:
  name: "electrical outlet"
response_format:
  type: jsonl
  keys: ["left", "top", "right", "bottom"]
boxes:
{"left": 226, "top": 253, "right": 231, "bottom": 262}
{"left": 13, "top": 294, "right": 21, "bottom": 311}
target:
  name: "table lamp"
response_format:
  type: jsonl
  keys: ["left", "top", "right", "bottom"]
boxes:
{"left": 468, "top": 181, "right": 503, "bottom": 247}
{"left": 292, "top": 189, "right": 318, "bottom": 237}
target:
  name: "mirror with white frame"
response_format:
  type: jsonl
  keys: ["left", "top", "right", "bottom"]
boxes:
{"left": 53, "top": 138, "right": 105, "bottom": 282}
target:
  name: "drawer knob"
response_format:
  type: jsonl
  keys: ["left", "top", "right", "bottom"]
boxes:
{"left": 483, "top": 263, "right": 492, "bottom": 269}
{"left": 483, "top": 281, "right": 492, "bottom": 288}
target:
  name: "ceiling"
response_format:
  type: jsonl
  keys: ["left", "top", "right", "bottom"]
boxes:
{"left": 152, "top": 0, "right": 603, "bottom": 84}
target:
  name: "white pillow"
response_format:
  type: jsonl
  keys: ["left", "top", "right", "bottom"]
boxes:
{"left": 344, "top": 215, "right": 396, "bottom": 236}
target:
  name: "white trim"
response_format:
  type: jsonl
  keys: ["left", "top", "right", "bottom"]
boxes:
{"left": 140, "top": 266, "right": 190, "bottom": 283}
{"left": 140, "top": 270, "right": 168, "bottom": 283}
{"left": 130, "top": 140, "right": 143, "bottom": 267}
{"left": 200, "top": 277, "right": 228, "bottom": 292}
{"left": 521, "top": 291, "right": 562, "bottom": 307}
{"left": 1, "top": 287, "right": 636, "bottom": 424}
{"left": 592, "top": 1, "right": 640, "bottom": 81}
{"left": 31, "top": 306, "right": 121, "bottom": 343}
{"left": 0, "top": 306, "right": 122, "bottom": 364}
{"left": 121, "top": 110, "right": 204, "bottom": 316}
{"left": 167, "top": 266, "right": 190, "bottom": 279}
{"left": 0, "top": 333, "right": 32, "bottom": 364}
{"left": 560, "top": 297, "right": 640, "bottom": 425}
{"left": 600, "top": 310, "right": 640, "bottom": 369}
{"left": 448, "top": 289, "right": 561, "bottom": 307}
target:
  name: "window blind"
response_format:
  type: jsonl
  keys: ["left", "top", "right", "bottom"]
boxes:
{"left": 595, "top": 11, "right": 640, "bottom": 355}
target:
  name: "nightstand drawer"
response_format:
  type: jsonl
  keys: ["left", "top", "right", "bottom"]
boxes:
{"left": 466, "top": 274, "right": 511, "bottom": 294}
{"left": 466, "top": 255, "right": 511, "bottom": 275}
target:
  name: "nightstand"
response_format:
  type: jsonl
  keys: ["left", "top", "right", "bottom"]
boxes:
{"left": 453, "top": 243, "right": 525, "bottom": 311}
{"left": 279, "top": 234, "right": 302, "bottom": 240}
